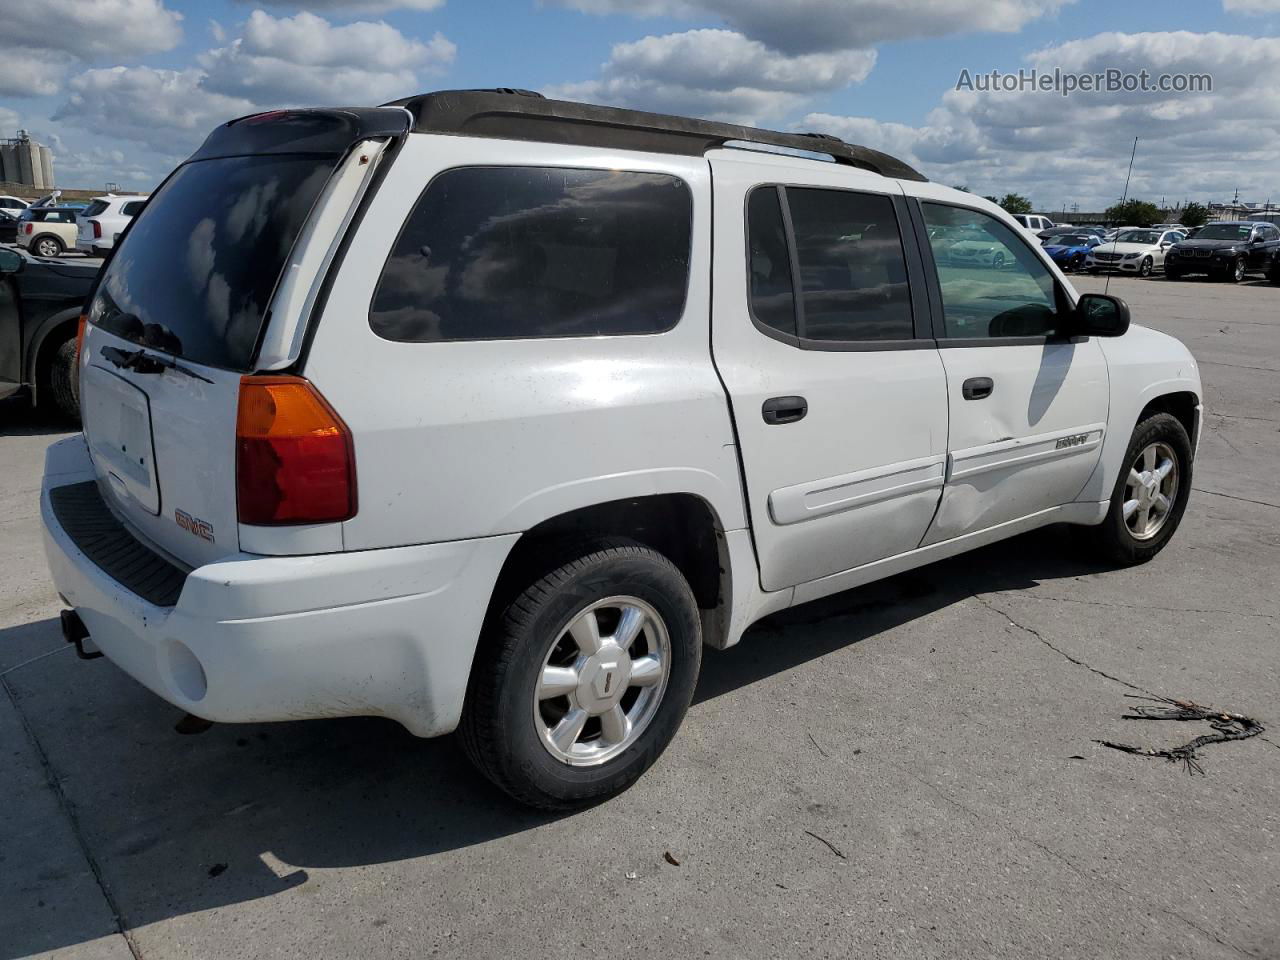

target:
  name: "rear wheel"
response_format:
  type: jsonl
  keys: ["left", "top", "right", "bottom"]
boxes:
{"left": 45, "top": 337, "right": 80, "bottom": 421}
{"left": 1080, "top": 412, "right": 1192, "bottom": 566}
{"left": 460, "top": 540, "right": 701, "bottom": 809}
{"left": 33, "top": 235, "right": 63, "bottom": 258}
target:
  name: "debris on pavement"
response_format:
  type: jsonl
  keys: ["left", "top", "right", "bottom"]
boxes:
{"left": 1096, "top": 695, "right": 1264, "bottom": 775}
{"left": 803, "top": 830, "right": 846, "bottom": 859}
{"left": 664, "top": 851, "right": 681, "bottom": 866}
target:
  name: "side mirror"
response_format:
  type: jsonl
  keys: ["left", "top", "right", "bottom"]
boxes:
{"left": 1074, "top": 293, "right": 1129, "bottom": 337}
{"left": 0, "top": 248, "right": 23, "bottom": 275}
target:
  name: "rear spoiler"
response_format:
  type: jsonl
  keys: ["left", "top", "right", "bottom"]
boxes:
{"left": 188, "top": 107, "right": 411, "bottom": 161}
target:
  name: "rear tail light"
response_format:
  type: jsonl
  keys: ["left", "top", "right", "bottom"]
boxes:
{"left": 90, "top": 220, "right": 102, "bottom": 239}
{"left": 235, "top": 376, "right": 356, "bottom": 525}
{"left": 23, "top": 223, "right": 32, "bottom": 235}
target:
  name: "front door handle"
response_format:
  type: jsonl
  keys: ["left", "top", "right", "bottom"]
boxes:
{"left": 962, "top": 377, "right": 994, "bottom": 400}
{"left": 762, "top": 395, "right": 808, "bottom": 425}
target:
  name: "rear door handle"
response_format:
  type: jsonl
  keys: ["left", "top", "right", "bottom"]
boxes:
{"left": 762, "top": 395, "right": 807, "bottom": 425}
{"left": 962, "top": 377, "right": 994, "bottom": 400}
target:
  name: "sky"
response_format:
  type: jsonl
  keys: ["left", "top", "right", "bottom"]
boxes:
{"left": 2, "top": 0, "right": 1279, "bottom": 211}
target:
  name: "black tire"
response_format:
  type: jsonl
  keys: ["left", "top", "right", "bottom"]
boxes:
{"left": 1080, "top": 412, "right": 1192, "bottom": 566}
{"left": 33, "top": 234, "right": 63, "bottom": 258}
{"left": 1138, "top": 256, "right": 1153, "bottom": 277}
{"left": 460, "top": 539, "right": 702, "bottom": 809}
{"left": 46, "top": 337, "right": 81, "bottom": 421}
{"left": 991, "top": 252, "right": 1005, "bottom": 269}
{"left": 1223, "top": 257, "right": 1245, "bottom": 282}
{"left": 1070, "top": 254, "right": 1085, "bottom": 272}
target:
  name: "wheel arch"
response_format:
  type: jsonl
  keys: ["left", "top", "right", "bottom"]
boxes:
{"left": 26, "top": 306, "right": 81, "bottom": 404}
{"left": 481, "top": 493, "right": 736, "bottom": 654}
{"left": 1138, "top": 390, "right": 1200, "bottom": 453}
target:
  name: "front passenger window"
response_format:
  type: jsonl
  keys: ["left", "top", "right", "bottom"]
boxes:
{"left": 921, "top": 203, "right": 1059, "bottom": 339}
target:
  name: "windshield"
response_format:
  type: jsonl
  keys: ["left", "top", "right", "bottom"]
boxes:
{"left": 89, "top": 153, "right": 337, "bottom": 371}
{"left": 1115, "top": 230, "right": 1159, "bottom": 244}
{"left": 1195, "top": 223, "right": 1253, "bottom": 240}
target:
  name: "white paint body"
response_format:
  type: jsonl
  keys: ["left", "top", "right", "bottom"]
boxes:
{"left": 41, "top": 130, "right": 1202, "bottom": 738}
{"left": 1087, "top": 229, "right": 1186, "bottom": 274}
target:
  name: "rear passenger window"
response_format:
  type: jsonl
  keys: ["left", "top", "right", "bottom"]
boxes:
{"left": 747, "top": 187, "right": 796, "bottom": 337}
{"left": 786, "top": 188, "right": 914, "bottom": 342}
{"left": 370, "top": 166, "right": 692, "bottom": 342}
{"left": 123, "top": 201, "right": 145, "bottom": 216}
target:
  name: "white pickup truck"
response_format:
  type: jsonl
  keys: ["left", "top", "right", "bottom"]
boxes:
{"left": 41, "top": 91, "right": 1201, "bottom": 809}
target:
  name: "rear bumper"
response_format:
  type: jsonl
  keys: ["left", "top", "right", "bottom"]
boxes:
{"left": 40, "top": 436, "right": 517, "bottom": 737}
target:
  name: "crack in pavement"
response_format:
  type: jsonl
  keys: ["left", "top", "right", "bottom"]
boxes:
{"left": 972, "top": 594, "right": 1154, "bottom": 696}
{"left": 1006, "top": 594, "right": 1278, "bottom": 622}
{"left": 1198, "top": 360, "right": 1280, "bottom": 373}
{"left": 1193, "top": 488, "right": 1280, "bottom": 510}
{"left": 1, "top": 673, "right": 144, "bottom": 960}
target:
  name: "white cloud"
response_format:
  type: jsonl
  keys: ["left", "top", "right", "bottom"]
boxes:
{"left": 1222, "top": 0, "right": 1280, "bottom": 12}
{"left": 801, "top": 31, "right": 1280, "bottom": 208}
{"left": 53, "top": 67, "right": 254, "bottom": 160}
{"left": 552, "top": 0, "right": 1072, "bottom": 53}
{"left": 549, "top": 28, "right": 875, "bottom": 124}
{"left": 236, "top": 0, "right": 445, "bottom": 10}
{"left": 3, "top": 0, "right": 182, "bottom": 60}
{"left": 200, "top": 11, "right": 454, "bottom": 105}
{"left": 0, "top": 48, "right": 72, "bottom": 98}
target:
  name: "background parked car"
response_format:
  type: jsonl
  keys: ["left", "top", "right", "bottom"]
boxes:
{"left": 1011, "top": 213, "right": 1057, "bottom": 237}
{"left": 1041, "top": 232, "right": 1100, "bottom": 271}
{"left": 15, "top": 207, "right": 81, "bottom": 258}
{"left": 1039, "top": 225, "right": 1105, "bottom": 241}
{"left": 76, "top": 194, "right": 147, "bottom": 255}
{"left": 1086, "top": 228, "right": 1186, "bottom": 276}
{"left": 928, "top": 224, "right": 1011, "bottom": 267}
{"left": 0, "top": 195, "right": 29, "bottom": 217}
{"left": 0, "top": 245, "right": 98, "bottom": 419}
{"left": 1164, "top": 221, "right": 1280, "bottom": 282}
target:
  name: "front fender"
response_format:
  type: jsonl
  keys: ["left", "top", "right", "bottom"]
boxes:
{"left": 1075, "top": 324, "right": 1202, "bottom": 504}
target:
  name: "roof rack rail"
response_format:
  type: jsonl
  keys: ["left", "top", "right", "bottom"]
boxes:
{"left": 382, "top": 89, "right": 927, "bottom": 182}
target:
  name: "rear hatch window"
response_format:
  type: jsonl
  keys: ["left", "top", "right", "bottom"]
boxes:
{"left": 82, "top": 200, "right": 110, "bottom": 217}
{"left": 88, "top": 154, "right": 337, "bottom": 371}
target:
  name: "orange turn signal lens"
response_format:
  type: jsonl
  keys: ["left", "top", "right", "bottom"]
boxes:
{"left": 235, "top": 376, "right": 356, "bottom": 525}
{"left": 75, "top": 314, "right": 87, "bottom": 363}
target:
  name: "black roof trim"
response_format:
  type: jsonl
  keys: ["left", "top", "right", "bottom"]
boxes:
{"left": 189, "top": 107, "right": 410, "bottom": 161}
{"left": 384, "top": 89, "right": 927, "bottom": 182}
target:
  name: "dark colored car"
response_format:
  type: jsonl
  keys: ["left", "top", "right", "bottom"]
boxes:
{"left": 1165, "top": 221, "right": 1280, "bottom": 282}
{"left": 0, "top": 245, "right": 99, "bottom": 419}
{"left": 1041, "top": 232, "right": 1100, "bottom": 272}
{"left": 1039, "top": 225, "right": 1105, "bottom": 241}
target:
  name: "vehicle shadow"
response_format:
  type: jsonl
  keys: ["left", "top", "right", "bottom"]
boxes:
{"left": 0, "top": 395, "right": 76, "bottom": 437}
{"left": 1, "top": 523, "right": 1106, "bottom": 959}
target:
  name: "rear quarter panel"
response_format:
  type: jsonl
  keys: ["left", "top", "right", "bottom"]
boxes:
{"left": 303, "top": 134, "right": 746, "bottom": 550}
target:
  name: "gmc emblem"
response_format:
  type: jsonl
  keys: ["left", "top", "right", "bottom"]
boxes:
{"left": 175, "top": 509, "right": 215, "bottom": 542}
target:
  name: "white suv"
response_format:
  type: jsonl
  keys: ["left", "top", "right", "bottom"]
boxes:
{"left": 1012, "top": 213, "right": 1057, "bottom": 237}
{"left": 76, "top": 194, "right": 148, "bottom": 254}
{"left": 41, "top": 91, "right": 1202, "bottom": 808}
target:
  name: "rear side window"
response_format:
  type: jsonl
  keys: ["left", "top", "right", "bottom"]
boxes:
{"left": 83, "top": 201, "right": 110, "bottom": 217}
{"left": 89, "top": 154, "right": 337, "bottom": 371}
{"left": 746, "top": 185, "right": 914, "bottom": 344}
{"left": 746, "top": 187, "right": 796, "bottom": 337}
{"left": 370, "top": 166, "right": 692, "bottom": 342}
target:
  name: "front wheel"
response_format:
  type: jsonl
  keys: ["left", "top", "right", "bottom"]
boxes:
{"left": 1080, "top": 412, "right": 1192, "bottom": 566}
{"left": 991, "top": 252, "right": 1005, "bottom": 269}
{"left": 460, "top": 540, "right": 702, "bottom": 809}
{"left": 1138, "top": 256, "right": 1153, "bottom": 277}
{"left": 1224, "top": 257, "right": 1246, "bottom": 282}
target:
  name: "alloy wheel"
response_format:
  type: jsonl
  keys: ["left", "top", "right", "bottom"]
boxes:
{"left": 1123, "top": 441, "right": 1179, "bottom": 541}
{"left": 533, "top": 596, "right": 671, "bottom": 766}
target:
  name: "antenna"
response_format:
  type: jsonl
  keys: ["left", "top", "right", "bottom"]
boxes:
{"left": 1106, "top": 136, "right": 1139, "bottom": 296}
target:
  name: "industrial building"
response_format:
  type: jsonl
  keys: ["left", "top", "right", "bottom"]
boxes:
{"left": 0, "top": 130, "right": 55, "bottom": 190}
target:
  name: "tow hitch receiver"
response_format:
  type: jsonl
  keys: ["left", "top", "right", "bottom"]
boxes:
{"left": 60, "top": 609, "right": 103, "bottom": 660}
